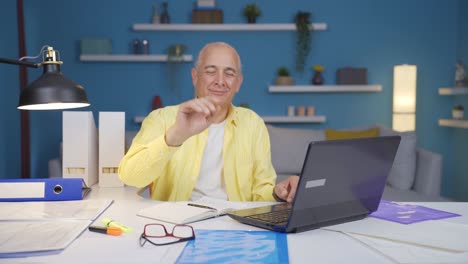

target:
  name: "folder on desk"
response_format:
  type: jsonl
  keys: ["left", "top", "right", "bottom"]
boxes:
{"left": 0, "top": 178, "right": 90, "bottom": 202}
{"left": 98, "top": 112, "right": 125, "bottom": 187}
{"left": 63, "top": 111, "right": 98, "bottom": 187}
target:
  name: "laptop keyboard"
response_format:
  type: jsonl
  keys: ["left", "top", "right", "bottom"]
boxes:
{"left": 246, "top": 209, "right": 291, "bottom": 224}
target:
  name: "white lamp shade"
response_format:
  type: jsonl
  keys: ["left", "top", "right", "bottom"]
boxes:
{"left": 393, "top": 65, "right": 417, "bottom": 131}
{"left": 393, "top": 114, "right": 416, "bottom": 131}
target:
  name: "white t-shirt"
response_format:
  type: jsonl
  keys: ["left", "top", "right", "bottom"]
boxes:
{"left": 190, "top": 121, "right": 227, "bottom": 201}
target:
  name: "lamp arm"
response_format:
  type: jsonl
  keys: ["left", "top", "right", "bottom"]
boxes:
{"left": 0, "top": 57, "right": 41, "bottom": 68}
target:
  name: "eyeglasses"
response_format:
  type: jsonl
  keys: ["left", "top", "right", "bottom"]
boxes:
{"left": 139, "top": 224, "right": 195, "bottom": 247}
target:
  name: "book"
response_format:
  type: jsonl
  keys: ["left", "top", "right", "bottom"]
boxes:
{"left": 137, "top": 197, "right": 248, "bottom": 224}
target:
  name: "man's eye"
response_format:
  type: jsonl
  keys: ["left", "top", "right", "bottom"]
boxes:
{"left": 205, "top": 70, "right": 216, "bottom": 75}
{"left": 225, "top": 71, "right": 235, "bottom": 77}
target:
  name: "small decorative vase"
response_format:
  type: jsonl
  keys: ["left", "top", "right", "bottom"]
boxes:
{"left": 152, "top": 95, "right": 163, "bottom": 110}
{"left": 312, "top": 71, "right": 324, "bottom": 85}
{"left": 152, "top": 5, "right": 160, "bottom": 24}
{"left": 160, "top": 2, "right": 170, "bottom": 24}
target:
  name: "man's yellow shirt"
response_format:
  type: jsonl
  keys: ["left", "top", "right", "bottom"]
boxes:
{"left": 118, "top": 104, "right": 277, "bottom": 202}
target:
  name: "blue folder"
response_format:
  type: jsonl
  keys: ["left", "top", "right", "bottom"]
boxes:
{"left": 0, "top": 178, "right": 90, "bottom": 202}
{"left": 176, "top": 230, "right": 289, "bottom": 264}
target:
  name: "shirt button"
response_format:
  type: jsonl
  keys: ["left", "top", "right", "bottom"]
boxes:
{"left": 159, "top": 151, "right": 164, "bottom": 156}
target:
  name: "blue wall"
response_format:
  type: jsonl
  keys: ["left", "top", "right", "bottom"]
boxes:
{"left": 1, "top": 0, "right": 21, "bottom": 179}
{"left": 2, "top": 0, "right": 466, "bottom": 200}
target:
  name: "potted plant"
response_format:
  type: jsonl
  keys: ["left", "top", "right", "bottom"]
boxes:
{"left": 452, "top": 105, "right": 464, "bottom": 119}
{"left": 243, "top": 4, "right": 261, "bottom": 24}
{"left": 295, "top": 11, "right": 312, "bottom": 73}
{"left": 275, "top": 67, "right": 294, "bottom": 85}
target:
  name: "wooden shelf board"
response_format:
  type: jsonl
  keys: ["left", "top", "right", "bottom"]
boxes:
{"left": 269, "top": 85, "right": 382, "bottom": 93}
{"left": 438, "top": 119, "right": 468, "bottom": 129}
{"left": 133, "top": 23, "right": 327, "bottom": 31}
{"left": 438, "top": 87, "right": 468, "bottom": 95}
{"left": 262, "top": 116, "right": 326, "bottom": 123}
{"left": 80, "top": 54, "right": 193, "bottom": 62}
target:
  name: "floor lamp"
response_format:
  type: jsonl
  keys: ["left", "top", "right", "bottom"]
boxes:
{"left": 0, "top": 45, "right": 90, "bottom": 177}
{"left": 393, "top": 65, "right": 417, "bottom": 132}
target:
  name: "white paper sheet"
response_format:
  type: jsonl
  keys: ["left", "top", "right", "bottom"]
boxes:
{"left": 0, "top": 220, "right": 90, "bottom": 257}
{"left": 345, "top": 232, "right": 468, "bottom": 263}
{"left": 0, "top": 200, "right": 113, "bottom": 220}
{"left": 323, "top": 217, "right": 468, "bottom": 252}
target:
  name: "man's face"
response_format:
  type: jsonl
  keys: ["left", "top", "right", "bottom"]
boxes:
{"left": 192, "top": 45, "right": 243, "bottom": 108}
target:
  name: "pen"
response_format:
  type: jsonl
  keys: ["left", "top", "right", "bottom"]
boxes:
{"left": 89, "top": 226, "right": 122, "bottom": 236}
{"left": 101, "top": 218, "right": 133, "bottom": 233}
{"left": 187, "top": 203, "right": 216, "bottom": 211}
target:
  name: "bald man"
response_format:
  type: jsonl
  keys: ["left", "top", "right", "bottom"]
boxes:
{"left": 119, "top": 42, "right": 298, "bottom": 202}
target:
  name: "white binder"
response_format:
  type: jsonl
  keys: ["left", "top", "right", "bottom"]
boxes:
{"left": 62, "top": 111, "right": 98, "bottom": 187}
{"left": 99, "top": 112, "right": 125, "bottom": 187}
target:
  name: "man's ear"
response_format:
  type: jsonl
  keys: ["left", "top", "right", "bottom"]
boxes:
{"left": 236, "top": 74, "right": 244, "bottom": 93}
{"left": 191, "top": 68, "right": 198, "bottom": 87}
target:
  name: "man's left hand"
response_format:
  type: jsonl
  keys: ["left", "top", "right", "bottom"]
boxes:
{"left": 274, "top": 175, "right": 299, "bottom": 203}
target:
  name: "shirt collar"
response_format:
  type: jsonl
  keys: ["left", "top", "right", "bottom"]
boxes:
{"left": 225, "top": 104, "right": 238, "bottom": 128}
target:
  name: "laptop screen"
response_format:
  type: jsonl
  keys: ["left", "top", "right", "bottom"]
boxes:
{"left": 288, "top": 136, "right": 400, "bottom": 227}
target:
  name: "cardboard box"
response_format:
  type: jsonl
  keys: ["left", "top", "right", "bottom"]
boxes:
{"left": 336, "top": 67, "right": 368, "bottom": 85}
{"left": 192, "top": 9, "right": 223, "bottom": 24}
{"left": 80, "top": 38, "right": 112, "bottom": 55}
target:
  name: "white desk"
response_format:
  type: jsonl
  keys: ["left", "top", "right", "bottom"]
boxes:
{"left": 6, "top": 186, "right": 468, "bottom": 264}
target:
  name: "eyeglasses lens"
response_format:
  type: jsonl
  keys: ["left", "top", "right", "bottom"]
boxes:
{"left": 172, "top": 225, "right": 194, "bottom": 238}
{"left": 145, "top": 224, "right": 167, "bottom": 237}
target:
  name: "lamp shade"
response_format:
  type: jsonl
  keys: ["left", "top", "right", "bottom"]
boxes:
{"left": 18, "top": 63, "right": 90, "bottom": 110}
{"left": 392, "top": 65, "right": 417, "bottom": 131}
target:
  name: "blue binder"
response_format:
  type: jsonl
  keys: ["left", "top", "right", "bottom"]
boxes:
{"left": 0, "top": 178, "right": 90, "bottom": 202}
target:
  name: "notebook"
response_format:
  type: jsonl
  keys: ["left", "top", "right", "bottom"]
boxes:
{"left": 227, "top": 136, "right": 401, "bottom": 233}
{"left": 137, "top": 197, "right": 249, "bottom": 224}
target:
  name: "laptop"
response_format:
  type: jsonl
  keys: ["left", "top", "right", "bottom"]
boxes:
{"left": 227, "top": 136, "right": 401, "bottom": 233}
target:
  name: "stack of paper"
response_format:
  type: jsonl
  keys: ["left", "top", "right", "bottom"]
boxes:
{"left": 323, "top": 201, "right": 468, "bottom": 263}
{"left": 0, "top": 200, "right": 113, "bottom": 258}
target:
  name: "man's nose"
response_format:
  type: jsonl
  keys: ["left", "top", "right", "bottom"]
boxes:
{"left": 214, "top": 71, "right": 225, "bottom": 85}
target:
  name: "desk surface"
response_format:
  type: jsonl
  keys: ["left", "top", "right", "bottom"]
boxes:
{"left": 6, "top": 186, "right": 468, "bottom": 264}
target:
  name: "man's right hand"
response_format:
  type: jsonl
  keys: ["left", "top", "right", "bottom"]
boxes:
{"left": 165, "top": 97, "right": 220, "bottom": 146}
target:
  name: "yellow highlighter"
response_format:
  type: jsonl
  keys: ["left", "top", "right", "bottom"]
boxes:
{"left": 101, "top": 218, "right": 133, "bottom": 233}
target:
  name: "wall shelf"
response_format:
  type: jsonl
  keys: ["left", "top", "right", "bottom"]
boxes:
{"left": 268, "top": 85, "right": 382, "bottom": 93}
{"left": 80, "top": 54, "right": 193, "bottom": 62}
{"left": 262, "top": 116, "right": 326, "bottom": 123}
{"left": 133, "top": 23, "right": 327, "bottom": 31}
{"left": 135, "top": 115, "right": 327, "bottom": 124}
{"left": 438, "top": 119, "right": 468, "bottom": 129}
{"left": 438, "top": 87, "right": 468, "bottom": 95}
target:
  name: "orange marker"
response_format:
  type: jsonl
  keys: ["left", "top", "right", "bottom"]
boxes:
{"left": 88, "top": 226, "right": 122, "bottom": 236}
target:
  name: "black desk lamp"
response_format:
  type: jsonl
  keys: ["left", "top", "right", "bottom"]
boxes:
{"left": 0, "top": 45, "right": 90, "bottom": 110}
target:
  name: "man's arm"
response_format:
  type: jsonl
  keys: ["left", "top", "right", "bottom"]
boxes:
{"left": 118, "top": 109, "right": 177, "bottom": 188}
{"left": 249, "top": 117, "right": 278, "bottom": 201}
{"left": 119, "top": 97, "right": 223, "bottom": 188}
{"left": 274, "top": 176, "right": 300, "bottom": 202}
